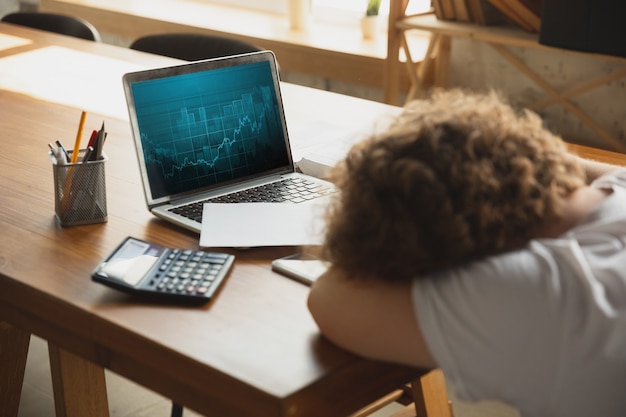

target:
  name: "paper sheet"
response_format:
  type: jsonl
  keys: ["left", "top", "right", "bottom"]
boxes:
{"left": 199, "top": 201, "right": 328, "bottom": 247}
{"left": 288, "top": 118, "right": 397, "bottom": 178}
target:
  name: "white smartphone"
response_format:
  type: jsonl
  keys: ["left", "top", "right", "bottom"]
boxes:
{"left": 271, "top": 253, "right": 329, "bottom": 285}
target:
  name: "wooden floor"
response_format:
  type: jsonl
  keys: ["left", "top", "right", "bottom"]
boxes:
{"left": 19, "top": 335, "right": 519, "bottom": 417}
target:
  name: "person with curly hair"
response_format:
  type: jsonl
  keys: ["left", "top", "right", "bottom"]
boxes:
{"left": 308, "top": 89, "right": 626, "bottom": 417}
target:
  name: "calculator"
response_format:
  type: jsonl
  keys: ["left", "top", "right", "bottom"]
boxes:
{"left": 92, "top": 236, "right": 234, "bottom": 303}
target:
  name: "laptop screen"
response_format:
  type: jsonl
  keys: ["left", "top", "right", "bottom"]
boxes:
{"left": 124, "top": 52, "right": 292, "bottom": 203}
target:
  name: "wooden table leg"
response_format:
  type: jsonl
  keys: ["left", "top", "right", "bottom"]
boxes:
{"left": 48, "top": 343, "right": 110, "bottom": 417}
{"left": 384, "top": 0, "right": 411, "bottom": 105}
{"left": 412, "top": 369, "right": 453, "bottom": 417}
{"left": 0, "top": 321, "right": 31, "bottom": 417}
{"left": 402, "top": 32, "right": 451, "bottom": 104}
{"left": 403, "top": 32, "right": 438, "bottom": 103}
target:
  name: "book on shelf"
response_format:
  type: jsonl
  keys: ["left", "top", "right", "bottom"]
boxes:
{"left": 486, "top": 0, "right": 539, "bottom": 31}
{"left": 517, "top": 0, "right": 543, "bottom": 17}
{"left": 432, "top": 0, "right": 444, "bottom": 19}
{"left": 452, "top": 0, "right": 471, "bottom": 21}
{"left": 439, "top": 0, "right": 457, "bottom": 20}
{"left": 434, "top": 0, "right": 541, "bottom": 28}
{"left": 466, "top": 0, "right": 506, "bottom": 25}
{"left": 506, "top": 0, "right": 541, "bottom": 30}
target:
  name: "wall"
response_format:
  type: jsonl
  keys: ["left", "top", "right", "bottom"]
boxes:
{"left": 449, "top": 38, "right": 626, "bottom": 151}
{"left": 1, "top": 0, "right": 20, "bottom": 16}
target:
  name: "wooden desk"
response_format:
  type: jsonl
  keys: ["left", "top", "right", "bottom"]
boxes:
{"left": 0, "top": 23, "right": 422, "bottom": 417}
{"left": 385, "top": 6, "right": 626, "bottom": 151}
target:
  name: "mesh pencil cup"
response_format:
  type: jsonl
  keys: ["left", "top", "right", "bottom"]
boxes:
{"left": 50, "top": 149, "right": 108, "bottom": 226}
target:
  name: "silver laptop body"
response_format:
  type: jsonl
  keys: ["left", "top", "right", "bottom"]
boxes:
{"left": 122, "top": 51, "right": 333, "bottom": 233}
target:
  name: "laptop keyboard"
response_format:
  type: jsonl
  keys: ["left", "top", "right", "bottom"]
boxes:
{"left": 169, "top": 177, "right": 334, "bottom": 223}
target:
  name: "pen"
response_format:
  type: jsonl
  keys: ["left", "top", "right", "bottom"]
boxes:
{"left": 87, "top": 129, "right": 98, "bottom": 150}
{"left": 48, "top": 143, "right": 66, "bottom": 165}
{"left": 94, "top": 121, "right": 106, "bottom": 160}
{"left": 55, "top": 140, "right": 71, "bottom": 163}
{"left": 71, "top": 110, "right": 87, "bottom": 164}
{"left": 82, "top": 146, "right": 94, "bottom": 163}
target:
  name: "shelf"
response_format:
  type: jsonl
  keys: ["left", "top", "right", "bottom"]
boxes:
{"left": 385, "top": 4, "right": 626, "bottom": 151}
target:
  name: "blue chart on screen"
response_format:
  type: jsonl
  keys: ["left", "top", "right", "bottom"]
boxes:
{"left": 132, "top": 61, "right": 289, "bottom": 199}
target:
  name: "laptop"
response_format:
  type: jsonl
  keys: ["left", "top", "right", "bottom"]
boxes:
{"left": 122, "top": 51, "right": 335, "bottom": 233}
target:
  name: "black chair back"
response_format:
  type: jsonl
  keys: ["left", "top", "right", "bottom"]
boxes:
{"left": 1, "top": 12, "right": 101, "bottom": 41}
{"left": 129, "top": 33, "right": 264, "bottom": 61}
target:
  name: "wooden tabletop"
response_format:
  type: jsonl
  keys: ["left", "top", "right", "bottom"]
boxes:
{"left": 0, "top": 23, "right": 419, "bottom": 417}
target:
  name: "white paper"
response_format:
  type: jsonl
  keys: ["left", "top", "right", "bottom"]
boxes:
{"left": 199, "top": 201, "right": 328, "bottom": 247}
{"left": 289, "top": 121, "right": 370, "bottom": 169}
{"left": 288, "top": 119, "right": 393, "bottom": 179}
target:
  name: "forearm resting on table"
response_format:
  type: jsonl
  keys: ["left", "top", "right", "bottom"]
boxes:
{"left": 577, "top": 156, "right": 623, "bottom": 183}
{"left": 307, "top": 267, "right": 437, "bottom": 369}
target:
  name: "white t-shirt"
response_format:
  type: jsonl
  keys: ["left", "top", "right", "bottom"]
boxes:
{"left": 413, "top": 169, "right": 626, "bottom": 417}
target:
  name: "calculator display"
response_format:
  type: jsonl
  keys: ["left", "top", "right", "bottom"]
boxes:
{"left": 97, "top": 239, "right": 165, "bottom": 285}
{"left": 115, "top": 238, "right": 160, "bottom": 259}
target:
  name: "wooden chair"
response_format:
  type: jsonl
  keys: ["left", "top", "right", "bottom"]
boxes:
{"left": 350, "top": 369, "right": 454, "bottom": 417}
{"left": 1, "top": 12, "right": 101, "bottom": 41}
{"left": 129, "top": 33, "right": 264, "bottom": 62}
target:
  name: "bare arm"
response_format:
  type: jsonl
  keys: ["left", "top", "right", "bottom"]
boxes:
{"left": 576, "top": 156, "right": 623, "bottom": 183}
{"left": 307, "top": 267, "right": 437, "bottom": 369}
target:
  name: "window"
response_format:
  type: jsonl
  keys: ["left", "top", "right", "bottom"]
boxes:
{"left": 209, "top": 0, "right": 286, "bottom": 13}
{"left": 314, "top": 0, "right": 431, "bottom": 20}
{"left": 208, "top": 0, "right": 431, "bottom": 24}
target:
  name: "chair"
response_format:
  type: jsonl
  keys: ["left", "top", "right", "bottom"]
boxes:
{"left": 1, "top": 12, "right": 101, "bottom": 41}
{"left": 350, "top": 369, "right": 454, "bottom": 417}
{"left": 129, "top": 33, "right": 264, "bottom": 62}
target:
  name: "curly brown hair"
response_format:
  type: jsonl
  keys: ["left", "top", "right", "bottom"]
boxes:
{"left": 321, "top": 89, "right": 585, "bottom": 282}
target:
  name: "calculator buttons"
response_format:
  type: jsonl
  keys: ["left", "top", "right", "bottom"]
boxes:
{"left": 149, "top": 249, "right": 233, "bottom": 300}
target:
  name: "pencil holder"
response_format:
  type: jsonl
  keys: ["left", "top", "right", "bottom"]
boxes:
{"left": 50, "top": 149, "right": 108, "bottom": 226}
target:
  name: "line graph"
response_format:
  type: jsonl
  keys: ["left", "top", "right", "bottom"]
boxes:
{"left": 137, "top": 84, "right": 288, "bottom": 198}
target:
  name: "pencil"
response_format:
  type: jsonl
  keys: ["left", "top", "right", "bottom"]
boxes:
{"left": 71, "top": 110, "right": 87, "bottom": 163}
